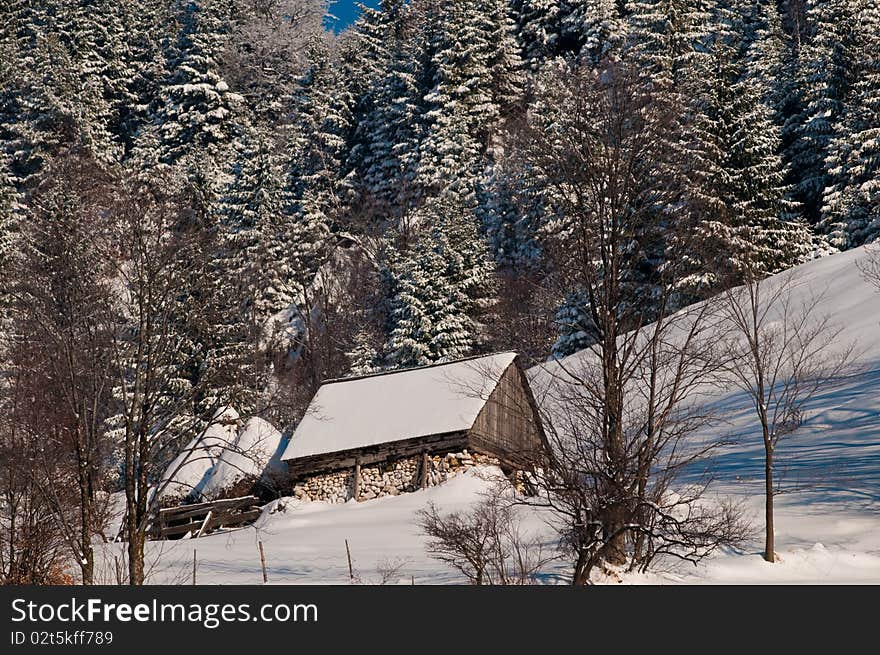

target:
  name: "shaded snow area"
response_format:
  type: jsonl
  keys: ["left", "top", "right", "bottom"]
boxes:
{"left": 99, "top": 248, "right": 880, "bottom": 584}
{"left": 159, "top": 411, "right": 285, "bottom": 502}
{"left": 158, "top": 408, "right": 242, "bottom": 502}
{"left": 199, "top": 417, "right": 285, "bottom": 499}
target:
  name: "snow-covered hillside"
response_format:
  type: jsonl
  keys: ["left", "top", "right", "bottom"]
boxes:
{"left": 97, "top": 247, "right": 880, "bottom": 584}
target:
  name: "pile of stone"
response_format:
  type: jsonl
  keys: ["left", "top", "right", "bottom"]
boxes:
{"left": 357, "top": 457, "right": 420, "bottom": 500}
{"left": 292, "top": 469, "right": 350, "bottom": 503}
{"left": 425, "top": 450, "right": 500, "bottom": 487}
{"left": 292, "top": 449, "right": 504, "bottom": 504}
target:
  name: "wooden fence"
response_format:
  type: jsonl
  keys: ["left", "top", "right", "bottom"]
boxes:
{"left": 149, "top": 496, "right": 263, "bottom": 540}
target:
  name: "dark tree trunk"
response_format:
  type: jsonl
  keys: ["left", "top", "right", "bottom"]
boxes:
{"left": 571, "top": 549, "right": 591, "bottom": 585}
{"left": 764, "top": 443, "right": 775, "bottom": 563}
{"left": 79, "top": 484, "right": 94, "bottom": 585}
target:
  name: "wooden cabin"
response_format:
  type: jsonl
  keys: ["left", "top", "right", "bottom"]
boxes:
{"left": 280, "top": 352, "right": 545, "bottom": 502}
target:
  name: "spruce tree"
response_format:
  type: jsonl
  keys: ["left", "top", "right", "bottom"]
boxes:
{"left": 287, "top": 37, "right": 354, "bottom": 232}
{"left": 143, "top": 0, "right": 244, "bottom": 172}
{"left": 416, "top": 2, "right": 491, "bottom": 199}
{"left": 551, "top": 289, "right": 593, "bottom": 358}
{"left": 682, "top": 8, "right": 813, "bottom": 292}
{"left": 818, "top": 3, "right": 880, "bottom": 248}
{"left": 384, "top": 194, "right": 496, "bottom": 368}
{"left": 626, "top": 0, "right": 713, "bottom": 91}
{"left": 0, "top": 2, "right": 117, "bottom": 185}
{"left": 215, "top": 133, "right": 294, "bottom": 323}
{"left": 559, "top": 0, "right": 623, "bottom": 64}
{"left": 511, "top": 0, "right": 563, "bottom": 71}
{"left": 0, "top": 160, "right": 20, "bottom": 345}
{"left": 116, "top": 0, "right": 174, "bottom": 155}
{"left": 478, "top": 163, "right": 544, "bottom": 271}
{"left": 343, "top": 0, "right": 417, "bottom": 218}
{"left": 357, "top": 48, "right": 423, "bottom": 218}
{"left": 784, "top": 0, "right": 860, "bottom": 224}
{"left": 513, "top": 0, "right": 623, "bottom": 68}
{"left": 347, "top": 330, "right": 381, "bottom": 375}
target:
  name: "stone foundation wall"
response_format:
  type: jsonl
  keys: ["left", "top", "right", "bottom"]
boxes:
{"left": 292, "top": 449, "right": 504, "bottom": 503}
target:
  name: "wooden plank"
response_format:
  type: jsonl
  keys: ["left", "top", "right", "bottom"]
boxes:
{"left": 214, "top": 509, "right": 262, "bottom": 528}
{"left": 161, "top": 521, "right": 203, "bottom": 538}
{"left": 160, "top": 508, "right": 262, "bottom": 538}
{"left": 288, "top": 433, "right": 468, "bottom": 478}
{"left": 420, "top": 451, "right": 429, "bottom": 489}
{"left": 159, "top": 496, "right": 259, "bottom": 522}
{"left": 353, "top": 459, "right": 361, "bottom": 501}
{"left": 159, "top": 495, "right": 259, "bottom": 516}
{"left": 196, "top": 511, "right": 213, "bottom": 538}
{"left": 467, "top": 359, "right": 545, "bottom": 468}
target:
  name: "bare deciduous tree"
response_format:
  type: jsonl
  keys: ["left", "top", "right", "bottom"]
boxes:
{"left": 0, "top": 368, "right": 71, "bottom": 584}
{"left": 221, "top": 0, "right": 329, "bottom": 126}
{"left": 506, "top": 60, "right": 748, "bottom": 582}
{"left": 533, "top": 295, "right": 751, "bottom": 582}
{"left": 7, "top": 151, "right": 119, "bottom": 584}
{"left": 417, "top": 484, "right": 554, "bottom": 585}
{"left": 719, "top": 268, "right": 854, "bottom": 562}
{"left": 103, "top": 169, "right": 267, "bottom": 585}
{"left": 859, "top": 244, "right": 880, "bottom": 292}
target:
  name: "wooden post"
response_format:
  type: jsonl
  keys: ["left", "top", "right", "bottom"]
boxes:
{"left": 192, "top": 549, "right": 197, "bottom": 585}
{"left": 258, "top": 541, "right": 268, "bottom": 583}
{"left": 196, "top": 510, "right": 213, "bottom": 538}
{"left": 345, "top": 539, "right": 354, "bottom": 582}
{"left": 420, "top": 451, "right": 430, "bottom": 489}
{"left": 353, "top": 459, "right": 362, "bottom": 501}
{"left": 114, "top": 555, "right": 122, "bottom": 585}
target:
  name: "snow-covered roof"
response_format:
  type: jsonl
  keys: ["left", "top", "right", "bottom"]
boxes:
{"left": 281, "top": 352, "right": 519, "bottom": 461}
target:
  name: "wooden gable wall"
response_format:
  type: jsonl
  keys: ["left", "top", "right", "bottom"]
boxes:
{"left": 467, "top": 360, "right": 545, "bottom": 466}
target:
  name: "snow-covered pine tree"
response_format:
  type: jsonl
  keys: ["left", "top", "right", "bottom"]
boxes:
{"left": 624, "top": 0, "right": 716, "bottom": 302}
{"left": 143, "top": 0, "right": 244, "bottom": 173}
{"left": 819, "top": 2, "right": 880, "bottom": 248}
{"left": 479, "top": 0, "right": 526, "bottom": 121}
{"left": 626, "top": 0, "right": 713, "bottom": 92}
{"left": 415, "top": 1, "right": 491, "bottom": 199}
{"left": 383, "top": 242, "right": 442, "bottom": 368}
{"left": 115, "top": 0, "right": 174, "bottom": 155}
{"left": 384, "top": 193, "right": 497, "bottom": 368}
{"left": 0, "top": 1, "right": 117, "bottom": 186}
{"left": 559, "top": 0, "right": 624, "bottom": 64}
{"left": 286, "top": 36, "right": 353, "bottom": 233}
{"left": 783, "top": 0, "right": 860, "bottom": 225}
{"left": 511, "top": 0, "right": 563, "bottom": 71}
{"left": 680, "top": 6, "right": 813, "bottom": 293}
{"left": 341, "top": 0, "right": 411, "bottom": 215}
{"left": 513, "top": 0, "right": 623, "bottom": 69}
{"left": 740, "top": 0, "right": 789, "bottom": 106}
{"left": 346, "top": 0, "right": 407, "bottom": 93}
{"left": 550, "top": 289, "right": 593, "bottom": 358}
{"left": 0, "top": 159, "right": 21, "bottom": 346}
{"left": 121, "top": 0, "right": 248, "bottom": 437}
{"left": 346, "top": 329, "right": 380, "bottom": 375}
{"left": 0, "top": 2, "right": 56, "bottom": 185}
{"left": 214, "top": 133, "right": 293, "bottom": 324}
{"left": 478, "top": 162, "right": 544, "bottom": 271}
{"left": 357, "top": 47, "right": 422, "bottom": 220}
{"left": 55, "top": 0, "right": 129, "bottom": 162}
